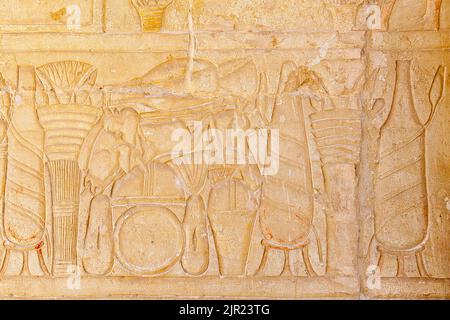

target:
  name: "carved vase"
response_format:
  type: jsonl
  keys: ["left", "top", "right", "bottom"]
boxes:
{"left": 373, "top": 60, "right": 430, "bottom": 276}
{"left": 208, "top": 173, "right": 258, "bottom": 276}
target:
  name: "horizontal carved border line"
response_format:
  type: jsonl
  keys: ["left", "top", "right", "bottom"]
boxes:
{"left": 1, "top": 276, "right": 448, "bottom": 299}
{"left": 0, "top": 31, "right": 447, "bottom": 53}
{"left": 0, "top": 276, "right": 360, "bottom": 299}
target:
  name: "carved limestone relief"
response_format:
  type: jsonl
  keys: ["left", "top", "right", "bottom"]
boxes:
{"left": 0, "top": 0, "right": 447, "bottom": 299}
{"left": 368, "top": 60, "right": 442, "bottom": 277}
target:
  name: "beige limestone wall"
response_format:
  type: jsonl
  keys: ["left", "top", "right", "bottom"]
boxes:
{"left": 0, "top": 0, "right": 448, "bottom": 299}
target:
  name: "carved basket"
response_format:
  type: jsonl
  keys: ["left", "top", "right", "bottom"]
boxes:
{"left": 132, "top": 0, "right": 174, "bottom": 32}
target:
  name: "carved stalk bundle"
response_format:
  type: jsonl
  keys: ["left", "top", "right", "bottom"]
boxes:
{"left": 46, "top": 160, "right": 81, "bottom": 274}
{"left": 36, "top": 61, "right": 101, "bottom": 275}
{"left": 306, "top": 65, "right": 362, "bottom": 276}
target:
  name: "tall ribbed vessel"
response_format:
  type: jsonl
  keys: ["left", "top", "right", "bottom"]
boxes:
{"left": 257, "top": 62, "right": 318, "bottom": 276}
{"left": 375, "top": 60, "right": 428, "bottom": 252}
{"left": 3, "top": 66, "right": 48, "bottom": 274}
{"left": 374, "top": 60, "right": 430, "bottom": 276}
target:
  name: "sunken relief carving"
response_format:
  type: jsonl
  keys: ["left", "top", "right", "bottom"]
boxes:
{"left": 36, "top": 61, "right": 101, "bottom": 276}
{"left": 367, "top": 61, "right": 447, "bottom": 278}
{"left": 0, "top": 0, "right": 448, "bottom": 300}
{"left": 255, "top": 62, "right": 323, "bottom": 277}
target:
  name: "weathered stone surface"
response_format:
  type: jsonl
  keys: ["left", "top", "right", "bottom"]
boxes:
{"left": 0, "top": 0, "right": 448, "bottom": 299}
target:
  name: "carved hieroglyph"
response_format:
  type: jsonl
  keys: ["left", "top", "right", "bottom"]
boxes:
{"left": 0, "top": 0, "right": 448, "bottom": 299}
